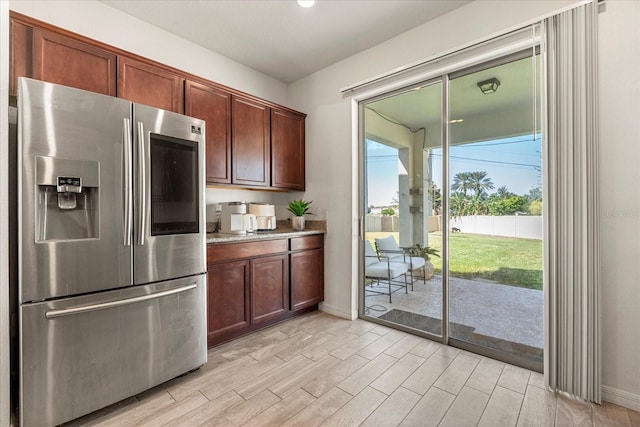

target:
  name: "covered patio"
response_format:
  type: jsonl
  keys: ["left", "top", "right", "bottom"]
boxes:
{"left": 364, "top": 274, "right": 544, "bottom": 366}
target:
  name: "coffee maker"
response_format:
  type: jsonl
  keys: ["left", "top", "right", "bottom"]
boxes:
{"left": 248, "top": 203, "right": 277, "bottom": 231}
{"left": 220, "top": 202, "right": 257, "bottom": 234}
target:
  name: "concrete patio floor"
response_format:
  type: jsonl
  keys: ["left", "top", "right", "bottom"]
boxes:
{"left": 364, "top": 274, "right": 543, "bottom": 350}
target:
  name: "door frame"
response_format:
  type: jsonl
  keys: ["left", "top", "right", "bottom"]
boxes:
{"left": 357, "top": 76, "right": 448, "bottom": 345}
{"left": 356, "top": 47, "right": 544, "bottom": 373}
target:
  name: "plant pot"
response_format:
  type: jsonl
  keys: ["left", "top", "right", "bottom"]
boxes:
{"left": 292, "top": 216, "right": 305, "bottom": 231}
{"left": 423, "top": 260, "right": 435, "bottom": 280}
{"left": 415, "top": 260, "right": 435, "bottom": 280}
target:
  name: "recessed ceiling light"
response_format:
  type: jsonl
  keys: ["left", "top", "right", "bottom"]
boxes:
{"left": 297, "top": 0, "right": 316, "bottom": 8}
{"left": 450, "top": 119, "right": 464, "bottom": 123}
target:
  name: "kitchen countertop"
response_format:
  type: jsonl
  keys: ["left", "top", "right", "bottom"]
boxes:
{"left": 207, "top": 228, "right": 325, "bottom": 244}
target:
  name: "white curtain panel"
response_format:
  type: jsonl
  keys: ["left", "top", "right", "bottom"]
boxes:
{"left": 543, "top": 1, "right": 600, "bottom": 403}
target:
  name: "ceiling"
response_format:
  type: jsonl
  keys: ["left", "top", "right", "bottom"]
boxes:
{"left": 98, "top": 0, "right": 536, "bottom": 141}
{"left": 367, "top": 55, "right": 541, "bottom": 145}
{"left": 99, "top": 0, "right": 470, "bottom": 83}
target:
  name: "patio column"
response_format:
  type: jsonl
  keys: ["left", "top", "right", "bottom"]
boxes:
{"left": 398, "top": 147, "right": 411, "bottom": 246}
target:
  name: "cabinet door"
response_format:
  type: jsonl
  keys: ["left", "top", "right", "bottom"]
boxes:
{"left": 207, "top": 260, "right": 250, "bottom": 347}
{"left": 10, "top": 18, "right": 33, "bottom": 96}
{"left": 290, "top": 248, "right": 324, "bottom": 311}
{"left": 232, "top": 96, "right": 270, "bottom": 187}
{"left": 251, "top": 254, "right": 288, "bottom": 324}
{"left": 271, "top": 109, "right": 305, "bottom": 190}
{"left": 185, "top": 80, "right": 232, "bottom": 184}
{"left": 118, "top": 56, "right": 184, "bottom": 113}
{"left": 32, "top": 27, "right": 117, "bottom": 96}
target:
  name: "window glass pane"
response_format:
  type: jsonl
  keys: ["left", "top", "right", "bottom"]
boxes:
{"left": 150, "top": 133, "right": 199, "bottom": 235}
{"left": 447, "top": 54, "right": 543, "bottom": 369}
{"left": 362, "top": 82, "right": 444, "bottom": 338}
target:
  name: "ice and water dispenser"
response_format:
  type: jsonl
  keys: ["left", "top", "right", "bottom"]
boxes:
{"left": 35, "top": 156, "right": 99, "bottom": 241}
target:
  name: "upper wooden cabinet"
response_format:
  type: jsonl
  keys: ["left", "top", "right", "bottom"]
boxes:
{"left": 10, "top": 18, "right": 116, "bottom": 97}
{"left": 9, "top": 11, "right": 306, "bottom": 191}
{"left": 10, "top": 19, "right": 32, "bottom": 96}
{"left": 271, "top": 109, "right": 306, "bottom": 191}
{"left": 33, "top": 28, "right": 117, "bottom": 96}
{"left": 118, "top": 56, "right": 184, "bottom": 113}
{"left": 232, "top": 96, "right": 270, "bottom": 187}
{"left": 185, "top": 80, "right": 232, "bottom": 184}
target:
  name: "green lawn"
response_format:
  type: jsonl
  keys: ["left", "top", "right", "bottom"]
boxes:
{"left": 365, "top": 232, "right": 543, "bottom": 290}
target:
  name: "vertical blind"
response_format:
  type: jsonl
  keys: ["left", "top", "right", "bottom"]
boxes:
{"left": 543, "top": 0, "right": 601, "bottom": 403}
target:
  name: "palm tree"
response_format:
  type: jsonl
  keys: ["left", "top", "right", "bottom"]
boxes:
{"left": 449, "top": 191, "right": 469, "bottom": 218}
{"left": 468, "top": 171, "right": 494, "bottom": 199}
{"left": 495, "top": 185, "right": 512, "bottom": 198}
{"left": 451, "top": 172, "right": 473, "bottom": 196}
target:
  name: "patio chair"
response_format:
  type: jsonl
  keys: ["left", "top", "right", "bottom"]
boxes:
{"left": 364, "top": 240, "right": 409, "bottom": 303}
{"left": 374, "top": 236, "right": 426, "bottom": 290}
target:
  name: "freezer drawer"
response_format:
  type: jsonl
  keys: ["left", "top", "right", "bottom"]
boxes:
{"left": 19, "top": 275, "right": 207, "bottom": 427}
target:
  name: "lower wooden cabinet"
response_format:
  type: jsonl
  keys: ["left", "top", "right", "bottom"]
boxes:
{"left": 251, "top": 254, "right": 288, "bottom": 324}
{"left": 206, "top": 234, "right": 324, "bottom": 347}
{"left": 206, "top": 260, "right": 250, "bottom": 347}
{"left": 290, "top": 248, "right": 324, "bottom": 312}
{"left": 290, "top": 235, "right": 324, "bottom": 311}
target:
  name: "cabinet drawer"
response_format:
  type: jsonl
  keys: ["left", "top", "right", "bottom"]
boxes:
{"left": 290, "top": 234, "right": 323, "bottom": 251}
{"left": 207, "top": 239, "right": 287, "bottom": 263}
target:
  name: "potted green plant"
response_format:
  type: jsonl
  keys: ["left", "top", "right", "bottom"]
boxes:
{"left": 410, "top": 243, "right": 440, "bottom": 280}
{"left": 288, "top": 199, "right": 313, "bottom": 230}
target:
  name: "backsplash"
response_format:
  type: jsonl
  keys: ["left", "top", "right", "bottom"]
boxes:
{"left": 205, "top": 187, "right": 327, "bottom": 232}
{"left": 276, "top": 218, "right": 327, "bottom": 231}
{"left": 205, "top": 187, "right": 292, "bottom": 220}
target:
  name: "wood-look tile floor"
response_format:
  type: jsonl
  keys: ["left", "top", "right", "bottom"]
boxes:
{"left": 68, "top": 312, "right": 640, "bottom": 427}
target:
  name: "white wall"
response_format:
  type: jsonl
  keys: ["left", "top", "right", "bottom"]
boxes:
{"left": 287, "top": 0, "right": 576, "bottom": 318}
{"left": 288, "top": 0, "right": 640, "bottom": 407}
{"left": 597, "top": 0, "right": 640, "bottom": 410}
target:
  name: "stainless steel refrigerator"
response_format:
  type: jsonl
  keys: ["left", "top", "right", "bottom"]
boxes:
{"left": 14, "top": 78, "right": 207, "bottom": 426}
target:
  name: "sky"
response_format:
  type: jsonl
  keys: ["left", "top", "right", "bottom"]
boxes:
{"left": 366, "top": 141, "right": 400, "bottom": 207}
{"left": 366, "top": 134, "right": 542, "bottom": 207}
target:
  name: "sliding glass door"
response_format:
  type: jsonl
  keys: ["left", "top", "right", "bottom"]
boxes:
{"left": 447, "top": 54, "right": 543, "bottom": 370}
{"left": 361, "top": 80, "right": 444, "bottom": 339}
{"left": 360, "top": 50, "right": 543, "bottom": 371}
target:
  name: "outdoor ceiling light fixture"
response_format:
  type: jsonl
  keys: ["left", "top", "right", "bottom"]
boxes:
{"left": 477, "top": 78, "right": 500, "bottom": 94}
{"left": 297, "top": 0, "right": 316, "bottom": 7}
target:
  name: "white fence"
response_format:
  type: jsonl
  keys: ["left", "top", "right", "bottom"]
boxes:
{"left": 451, "top": 215, "right": 542, "bottom": 240}
{"left": 365, "top": 215, "right": 398, "bottom": 232}
{"left": 366, "top": 214, "right": 542, "bottom": 240}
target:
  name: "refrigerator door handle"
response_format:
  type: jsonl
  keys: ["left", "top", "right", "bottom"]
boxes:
{"left": 44, "top": 283, "right": 197, "bottom": 319}
{"left": 123, "top": 118, "right": 132, "bottom": 246}
{"left": 137, "top": 121, "right": 146, "bottom": 246}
